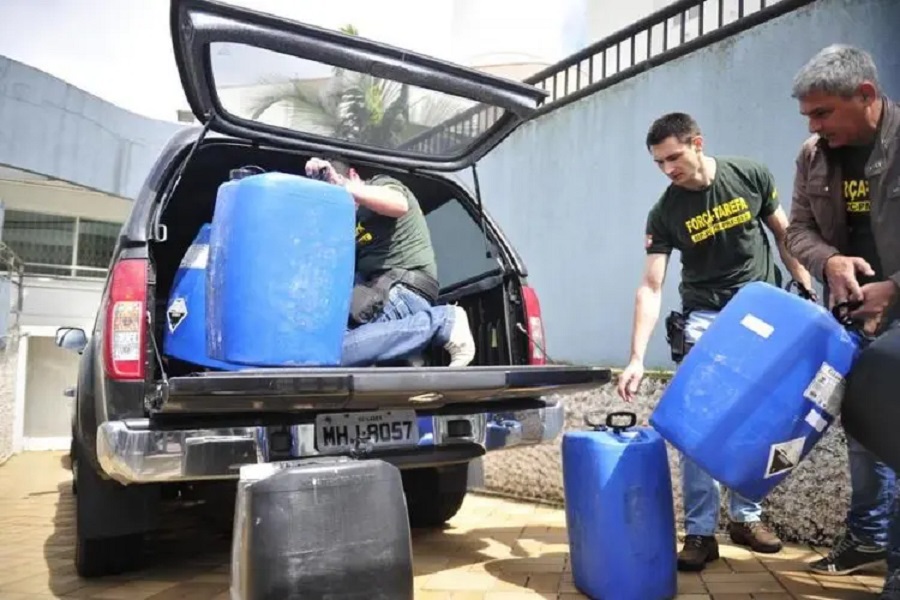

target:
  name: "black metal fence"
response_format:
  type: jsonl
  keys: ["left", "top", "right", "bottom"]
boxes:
{"left": 401, "top": 0, "right": 818, "bottom": 157}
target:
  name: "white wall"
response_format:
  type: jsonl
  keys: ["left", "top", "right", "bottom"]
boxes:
{"left": 23, "top": 336, "right": 76, "bottom": 447}
{"left": 20, "top": 278, "right": 102, "bottom": 331}
{"left": 0, "top": 178, "right": 131, "bottom": 223}
{"left": 13, "top": 277, "right": 102, "bottom": 453}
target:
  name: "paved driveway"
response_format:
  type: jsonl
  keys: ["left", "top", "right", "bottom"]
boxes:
{"left": 0, "top": 452, "right": 885, "bottom": 599}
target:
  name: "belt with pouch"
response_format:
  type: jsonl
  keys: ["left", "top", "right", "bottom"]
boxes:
{"left": 350, "top": 268, "right": 440, "bottom": 326}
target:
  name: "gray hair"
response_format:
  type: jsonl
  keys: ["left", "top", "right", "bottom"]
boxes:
{"left": 791, "top": 44, "right": 880, "bottom": 99}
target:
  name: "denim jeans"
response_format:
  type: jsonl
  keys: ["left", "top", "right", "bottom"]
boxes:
{"left": 819, "top": 286, "right": 900, "bottom": 570}
{"left": 845, "top": 318, "right": 900, "bottom": 571}
{"left": 341, "top": 283, "right": 456, "bottom": 367}
{"left": 679, "top": 309, "right": 763, "bottom": 535}
{"left": 845, "top": 433, "right": 897, "bottom": 549}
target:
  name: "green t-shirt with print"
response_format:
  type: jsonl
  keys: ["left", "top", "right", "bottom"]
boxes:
{"left": 355, "top": 174, "right": 438, "bottom": 280}
{"left": 644, "top": 156, "right": 782, "bottom": 312}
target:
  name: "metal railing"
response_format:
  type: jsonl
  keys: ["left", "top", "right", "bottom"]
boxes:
{"left": 18, "top": 262, "right": 107, "bottom": 280}
{"left": 0, "top": 242, "right": 25, "bottom": 340}
{"left": 402, "top": 0, "right": 818, "bottom": 156}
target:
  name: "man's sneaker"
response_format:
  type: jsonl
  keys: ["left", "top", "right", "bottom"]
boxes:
{"left": 678, "top": 535, "right": 720, "bottom": 571}
{"left": 880, "top": 570, "right": 900, "bottom": 599}
{"left": 728, "top": 521, "right": 783, "bottom": 553}
{"left": 444, "top": 305, "right": 475, "bottom": 367}
{"left": 809, "top": 532, "right": 886, "bottom": 576}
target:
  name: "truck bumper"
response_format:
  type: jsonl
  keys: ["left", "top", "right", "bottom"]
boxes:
{"left": 96, "top": 403, "right": 565, "bottom": 485}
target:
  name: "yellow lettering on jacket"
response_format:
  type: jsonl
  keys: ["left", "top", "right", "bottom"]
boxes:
{"left": 683, "top": 197, "right": 752, "bottom": 244}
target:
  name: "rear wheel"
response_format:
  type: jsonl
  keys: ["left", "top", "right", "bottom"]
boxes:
{"left": 75, "top": 531, "right": 144, "bottom": 579}
{"left": 72, "top": 440, "right": 158, "bottom": 578}
{"left": 401, "top": 463, "right": 469, "bottom": 528}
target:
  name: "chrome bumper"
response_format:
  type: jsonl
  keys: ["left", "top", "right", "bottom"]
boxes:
{"left": 96, "top": 403, "right": 565, "bottom": 485}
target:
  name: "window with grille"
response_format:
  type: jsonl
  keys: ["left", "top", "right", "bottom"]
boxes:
{"left": 0, "top": 210, "right": 122, "bottom": 278}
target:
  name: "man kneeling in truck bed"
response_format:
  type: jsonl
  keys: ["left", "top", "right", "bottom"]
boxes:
{"left": 305, "top": 157, "right": 476, "bottom": 367}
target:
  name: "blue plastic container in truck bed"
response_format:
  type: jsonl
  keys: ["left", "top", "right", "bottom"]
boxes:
{"left": 207, "top": 171, "right": 356, "bottom": 367}
{"left": 163, "top": 223, "right": 243, "bottom": 371}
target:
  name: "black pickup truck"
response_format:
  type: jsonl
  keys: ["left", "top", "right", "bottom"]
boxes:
{"left": 54, "top": 0, "right": 611, "bottom": 578}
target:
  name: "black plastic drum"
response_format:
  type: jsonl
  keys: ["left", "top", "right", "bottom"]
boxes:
{"left": 842, "top": 325, "right": 900, "bottom": 472}
{"left": 231, "top": 457, "right": 413, "bottom": 600}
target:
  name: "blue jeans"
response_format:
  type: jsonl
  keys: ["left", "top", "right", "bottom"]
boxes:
{"left": 341, "top": 283, "right": 456, "bottom": 367}
{"left": 820, "top": 288, "right": 900, "bottom": 570}
{"left": 845, "top": 317, "right": 900, "bottom": 571}
{"left": 680, "top": 309, "right": 763, "bottom": 535}
{"left": 845, "top": 433, "right": 897, "bottom": 549}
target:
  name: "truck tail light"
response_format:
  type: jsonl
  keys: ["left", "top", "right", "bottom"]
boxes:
{"left": 521, "top": 285, "right": 547, "bottom": 366}
{"left": 103, "top": 259, "right": 148, "bottom": 380}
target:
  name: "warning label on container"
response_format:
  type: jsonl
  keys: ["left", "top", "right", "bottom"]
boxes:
{"left": 764, "top": 436, "right": 805, "bottom": 479}
{"left": 803, "top": 362, "right": 845, "bottom": 418}
{"left": 167, "top": 297, "right": 188, "bottom": 333}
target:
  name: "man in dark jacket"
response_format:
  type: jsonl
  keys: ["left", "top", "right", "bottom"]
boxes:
{"left": 785, "top": 44, "right": 900, "bottom": 599}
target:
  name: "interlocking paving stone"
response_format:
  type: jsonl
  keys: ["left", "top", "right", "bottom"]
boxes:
{"left": 0, "top": 452, "right": 886, "bottom": 599}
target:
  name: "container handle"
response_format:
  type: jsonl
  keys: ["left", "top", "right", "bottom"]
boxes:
{"left": 606, "top": 411, "right": 637, "bottom": 433}
{"left": 786, "top": 278, "right": 815, "bottom": 301}
{"left": 584, "top": 411, "right": 637, "bottom": 433}
{"left": 229, "top": 165, "right": 267, "bottom": 180}
{"left": 831, "top": 300, "right": 875, "bottom": 345}
{"left": 832, "top": 299, "right": 862, "bottom": 326}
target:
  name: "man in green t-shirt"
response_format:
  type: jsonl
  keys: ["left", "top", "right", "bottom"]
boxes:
{"left": 353, "top": 171, "right": 438, "bottom": 282}
{"left": 304, "top": 157, "right": 475, "bottom": 367}
{"left": 616, "top": 112, "right": 814, "bottom": 571}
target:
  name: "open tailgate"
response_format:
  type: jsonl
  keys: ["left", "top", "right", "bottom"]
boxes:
{"left": 157, "top": 365, "right": 610, "bottom": 414}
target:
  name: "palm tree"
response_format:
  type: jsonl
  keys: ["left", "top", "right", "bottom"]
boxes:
{"left": 246, "top": 24, "right": 461, "bottom": 148}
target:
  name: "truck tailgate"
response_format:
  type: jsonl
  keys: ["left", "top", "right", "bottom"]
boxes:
{"left": 157, "top": 365, "right": 611, "bottom": 414}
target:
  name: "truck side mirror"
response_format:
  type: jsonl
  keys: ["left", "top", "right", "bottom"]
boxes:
{"left": 56, "top": 327, "right": 88, "bottom": 354}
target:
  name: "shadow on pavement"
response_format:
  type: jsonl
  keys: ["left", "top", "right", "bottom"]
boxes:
{"left": 42, "top": 472, "right": 232, "bottom": 599}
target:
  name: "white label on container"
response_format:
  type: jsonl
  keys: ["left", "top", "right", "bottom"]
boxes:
{"left": 804, "top": 409, "right": 828, "bottom": 433}
{"left": 764, "top": 436, "right": 805, "bottom": 479}
{"left": 740, "top": 313, "right": 774, "bottom": 339}
{"left": 179, "top": 243, "right": 209, "bottom": 270}
{"left": 802, "top": 362, "right": 845, "bottom": 418}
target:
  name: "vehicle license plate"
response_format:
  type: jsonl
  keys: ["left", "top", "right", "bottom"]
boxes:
{"left": 315, "top": 410, "right": 419, "bottom": 453}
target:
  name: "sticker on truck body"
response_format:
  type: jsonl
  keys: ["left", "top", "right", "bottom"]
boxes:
{"left": 803, "top": 362, "right": 845, "bottom": 418}
{"left": 764, "top": 436, "right": 805, "bottom": 479}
